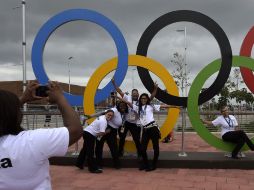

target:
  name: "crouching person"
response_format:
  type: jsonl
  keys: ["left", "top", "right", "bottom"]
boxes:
{"left": 76, "top": 110, "right": 114, "bottom": 173}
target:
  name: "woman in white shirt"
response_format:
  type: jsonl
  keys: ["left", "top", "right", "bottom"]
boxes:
{"left": 202, "top": 106, "right": 254, "bottom": 159}
{"left": 75, "top": 110, "right": 114, "bottom": 173}
{"left": 0, "top": 81, "right": 82, "bottom": 190}
{"left": 119, "top": 91, "right": 175, "bottom": 171}
{"left": 95, "top": 101, "right": 128, "bottom": 170}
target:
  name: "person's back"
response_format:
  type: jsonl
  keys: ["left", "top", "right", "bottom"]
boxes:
{"left": 0, "top": 81, "right": 82, "bottom": 190}
{"left": 0, "top": 128, "right": 68, "bottom": 190}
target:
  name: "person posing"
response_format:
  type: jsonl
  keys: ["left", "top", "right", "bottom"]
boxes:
{"left": 95, "top": 101, "right": 128, "bottom": 170}
{"left": 202, "top": 105, "right": 254, "bottom": 159}
{"left": 111, "top": 78, "right": 157, "bottom": 158}
{"left": 0, "top": 81, "right": 82, "bottom": 190}
{"left": 75, "top": 110, "right": 114, "bottom": 173}
{"left": 118, "top": 87, "right": 177, "bottom": 171}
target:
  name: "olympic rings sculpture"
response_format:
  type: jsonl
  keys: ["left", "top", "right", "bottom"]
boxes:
{"left": 31, "top": 9, "right": 254, "bottom": 152}
{"left": 83, "top": 55, "right": 180, "bottom": 151}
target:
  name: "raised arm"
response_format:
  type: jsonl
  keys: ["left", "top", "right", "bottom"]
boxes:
{"left": 47, "top": 81, "right": 82, "bottom": 146}
{"left": 150, "top": 81, "right": 158, "bottom": 101}
{"left": 111, "top": 78, "right": 125, "bottom": 97}
{"left": 19, "top": 81, "right": 42, "bottom": 105}
{"left": 115, "top": 95, "right": 133, "bottom": 109}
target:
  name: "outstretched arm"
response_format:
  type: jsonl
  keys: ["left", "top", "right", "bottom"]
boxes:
{"left": 160, "top": 104, "right": 181, "bottom": 109}
{"left": 111, "top": 78, "right": 125, "bottom": 97}
{"left": 47, "top": 81, "right": 82, "bottom": 146}
{"left": 201, "top": 119, "right": 214, "bottom": 126}
{"left": 81, "top": 110, "right": 106, "bottom": 125}
{"left": 150, "top": 82, "right": 158, "bottom": 101}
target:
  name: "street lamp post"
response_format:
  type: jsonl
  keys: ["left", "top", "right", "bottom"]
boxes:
{"left": 177, "top": 27, "right": 188, "bottom": 157}
{"left": 14, "top": 1, "right": 27, "bottom": 110}
{"left": 22, "top": 0, "right": 26, "bottom": 92}
{"left": 67, "top": 56, "right": 79, "bottom": 155}
{"left": 67, "top": 56, "right": 73, "bottom": 94}
{"left": 176, "top": 26, "right": 187, "bottom": 96}
{"left": 22, "top": 0, "right": 26, "bottom": 99}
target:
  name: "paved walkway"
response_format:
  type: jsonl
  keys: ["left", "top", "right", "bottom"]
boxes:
{"left": 51, "top": 133, "right": 254, "bottom": 190}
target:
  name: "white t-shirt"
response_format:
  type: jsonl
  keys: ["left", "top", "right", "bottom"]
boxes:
{"left": 84, "top": 115, "right": 108, "bottom": 136}
{"left": 123, "top": 94, "right": 139, "bottom": 124}
{"left": 0, "top": 127, "right": 69, "bottom": 190}
{"left": 212, "top": 115, "right": 238, "bottom": 137}
{"left": 133, "top": 104, "right": 160, "bottom": 126}
{"left": 108, "top": 107, "right": 123, "bottom": 129}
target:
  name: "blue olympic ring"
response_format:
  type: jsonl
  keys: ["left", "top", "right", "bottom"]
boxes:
{"left": 31, "top": 9, "right": 128, "bottom": 106}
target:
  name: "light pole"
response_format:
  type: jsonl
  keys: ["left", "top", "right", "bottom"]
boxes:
{"left": 13, "top": 1, "right": 27, "bottom": 110}
{"left": 67, "top": 56, "right": 78, "bottom": 155}
{"left": 22, "top": 0, "right": 26, "bottom": 97}
{"left": 176, "top": 26, "right": 187, "bottom": 96}
{"left": 67, "top": 56, "right": 73, "bottom": 94}
{"left": 177, "top": 26, "right": 188, "bottom": 157}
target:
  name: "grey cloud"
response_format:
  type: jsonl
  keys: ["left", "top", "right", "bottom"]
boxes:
{"left": 1, "top": 0, "right": 254, "bottom": 95}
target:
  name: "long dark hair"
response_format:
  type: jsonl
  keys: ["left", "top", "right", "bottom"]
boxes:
{"left": 0, "top": 90, "right": 23, "bottom": 137}
{"left": 138, "top": 93, "right": 151, "bottom": 116}
{"left": 116, "top": 101, "right": 128, "bottom": 114}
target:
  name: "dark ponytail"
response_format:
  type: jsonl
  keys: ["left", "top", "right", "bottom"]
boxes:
{"left": 0, "top": 90, "right": 23, "bottom": 137}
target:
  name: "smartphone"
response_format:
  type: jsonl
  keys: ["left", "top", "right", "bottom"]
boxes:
{"left": 35, "top": 85, "right": 49, "bottom": 97}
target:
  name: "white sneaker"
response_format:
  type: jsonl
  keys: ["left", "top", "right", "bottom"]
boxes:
{"left": 224, "top": 152, "right": 232, "bottom": 158}
{"left": 238, "top": 152, "right": 246, "bottom": 158}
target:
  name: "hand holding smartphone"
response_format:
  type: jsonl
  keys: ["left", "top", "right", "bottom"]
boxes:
{"left": 35, "top": 85, "right": 49, "bottom": 97}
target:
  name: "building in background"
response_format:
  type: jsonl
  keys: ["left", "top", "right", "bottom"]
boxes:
{"left": 0, "top": 80, "right": 108, "bottom": 107}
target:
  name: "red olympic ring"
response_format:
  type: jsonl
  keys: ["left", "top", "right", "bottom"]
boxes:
{"left": 240, "top": 26, "right": 254, "bottom": 93}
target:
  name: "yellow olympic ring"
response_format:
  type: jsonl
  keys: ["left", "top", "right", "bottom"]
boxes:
{"left": 84, "top": 55, "right": 180, "bottom": 152}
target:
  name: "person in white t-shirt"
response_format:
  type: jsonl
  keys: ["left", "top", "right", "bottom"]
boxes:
{"left": 202, "top": 106, "right": 254, "bottom": 159}
{"left": 111, "top": 78, "right": 157, "bottom": 158}
{"left": 118, "top": 90, "right": 178, "bottom": 171}
{"left": 0, "top": 81, "right": 82, "bottom": 190}
{"left": 75, "top": 110, "right": 114, "bottom": 173}
{"left": 95, "top": 101, "right": 128, "bottom": 170}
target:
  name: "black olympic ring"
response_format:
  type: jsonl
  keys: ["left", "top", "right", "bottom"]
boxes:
{"left": 136, "top": 10, "right": 232, "bottom": 107}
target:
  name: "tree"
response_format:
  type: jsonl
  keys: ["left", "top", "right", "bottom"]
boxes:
{"left": 217, "top": 86, "right": 230, "bottom": 109}
{"left": 170, "top": 52, "right": 191, "bottom": 96}
{"left": 231, "top": 68, "right": 243, "bottom": 91}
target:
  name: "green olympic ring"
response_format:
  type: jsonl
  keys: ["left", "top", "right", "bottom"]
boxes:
{"left": 188, "top": 56, "right": 254, "bottom": 151}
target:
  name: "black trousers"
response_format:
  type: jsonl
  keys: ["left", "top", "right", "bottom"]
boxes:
{"left": 76, "top": 131, "right": 98, "bottom": 171}
{"left": 95, "top": 125, "right": 120, "bottom": 167}
{"left": 222, "top": 130, "right": 254, "bottom": 157}
{"left": 118, "top": 121, "right": 142, "bottom": 156}
{"left": 141, "top": 126, "right": 160, "bottom": 167}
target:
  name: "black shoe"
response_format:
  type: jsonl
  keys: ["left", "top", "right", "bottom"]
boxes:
{"left": 118, "top": 152, "right": 124, "bottom": 157}
{"left": 150, "top": 165, "right": 157, "bottom": 171}
{"left": 90, "top": 169, "right": 103, "bottom": 173}
{"left": 232, "top": 156, "right": 240, "bottom": 159}
{"left": 139, "top": 164, "right": 150, "bottom": 171}
{"left": 145, "top": 166, "right": 153, "bottom": 172}
{"left": 75, "top": 163, "right": 84, "bottom": 170}
{"left": 114, "top": 163, "right": 121, "bottom": 169}
{"left": 139, "top": 164, "right": 146, "bottom": 171}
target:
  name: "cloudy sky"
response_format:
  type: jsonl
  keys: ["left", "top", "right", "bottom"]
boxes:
{"left": 1, "top": 0, "right": 254, "bottom": 97}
